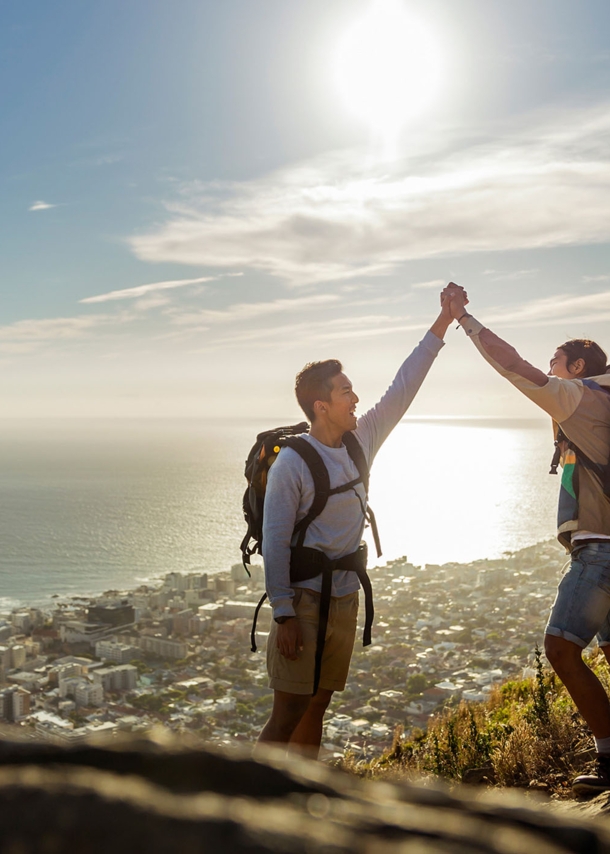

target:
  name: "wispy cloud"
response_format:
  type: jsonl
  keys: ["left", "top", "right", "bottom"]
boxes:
{"left": 80, "top": 273, "right": 242, "bottom": 304}
{"left": 411, "top": 278, "right": 446, "bottom": 289}
{"left": 486, "top": 290, "right": 610, "bottom": 328}
{"left": 482, "top": 269, "right": 538, "bottom": 281}
{"left": 28, "top": 200, "right": 56, "bottom": 211}
{"left": 0, "top": 315, "right": 108, "bottom": 354}
{"left": 129, "top": 103, "right": 610, "bottom": 286}
{"left": 169, "top": 293, "right": 340, "bottom": 327}
{"left": 582, "top": 274, "right": 610, "bottom": 283}
{"left": 192, "top": 312, "right": 425, "bottom": 352}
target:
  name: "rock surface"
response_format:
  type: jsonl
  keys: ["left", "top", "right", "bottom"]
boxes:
{"left": 0, "top": 733, "right": 609, "bottom": 853}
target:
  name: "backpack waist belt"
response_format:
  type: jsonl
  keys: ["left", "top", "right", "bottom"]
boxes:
{"left": 291, "top": 544, "right": 373, "bottom": 696}
{"left": 249, "top": 542, "right": 374, "bottom": 696}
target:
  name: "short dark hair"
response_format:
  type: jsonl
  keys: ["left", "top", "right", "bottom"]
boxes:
{"left": 557, "top": 339, "right": 608, "bottom": 378}
{"left": 295, "top": 359, "right": 343, "bottom": 421}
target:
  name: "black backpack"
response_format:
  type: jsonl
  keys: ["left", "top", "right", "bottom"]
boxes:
{"left": 240, "top": 422, "right": 381, "bottom": 572}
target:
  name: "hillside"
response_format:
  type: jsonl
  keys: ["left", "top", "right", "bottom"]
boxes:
{"left": 336, "top": 647, "right": 606, "bottom": 803}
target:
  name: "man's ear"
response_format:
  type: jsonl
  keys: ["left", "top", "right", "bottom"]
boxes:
{"left": 313, "top": 399, "right": 327, "bottom": 418}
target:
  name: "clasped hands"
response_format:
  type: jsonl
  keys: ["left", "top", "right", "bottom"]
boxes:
{"left": 441, "top": 282, "right": 469, "bottom": 320}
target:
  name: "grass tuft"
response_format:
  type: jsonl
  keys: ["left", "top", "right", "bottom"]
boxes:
{"left": 333, "top": 647, "right": 602, "bottom": 797}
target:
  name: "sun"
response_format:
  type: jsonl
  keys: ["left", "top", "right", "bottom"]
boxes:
{"left": 335, "top": 0, "right": 442, "bottom": 145}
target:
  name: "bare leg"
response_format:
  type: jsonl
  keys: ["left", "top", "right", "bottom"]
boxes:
{"left": 545, "top": 634, "right": 610, "bottom": 738}
{"left": 288, "top": 688, "right": 334, "bottom": 758}
{"left": 257, "top": 690, "right": 311, "bottom": 746}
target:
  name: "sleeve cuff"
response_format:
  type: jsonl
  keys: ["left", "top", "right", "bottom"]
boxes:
{"left": 460, "top": 315, "right": 485, "bottom": 337}
{"left": 423, "top": 329, "right": 445, "bottom": 352}
{"left": 271, "top": 597, "right": 296, "bottom": 619}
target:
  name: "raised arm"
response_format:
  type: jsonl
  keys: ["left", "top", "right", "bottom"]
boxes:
{"left": 444, "top": 283, "right": 583, "bottom": 423}
{"left": 355, "top": 299, "right": 454, "bottom": 461}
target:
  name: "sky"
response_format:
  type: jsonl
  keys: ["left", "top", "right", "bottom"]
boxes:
{"left": 1, "top": 0, "right": 609, "bottom": 420}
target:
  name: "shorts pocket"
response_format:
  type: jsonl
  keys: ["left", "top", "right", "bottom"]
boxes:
{"left": 294, "top": 588, "right": 320, "bottom": 621}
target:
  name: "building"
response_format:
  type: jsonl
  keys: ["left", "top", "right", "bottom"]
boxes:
{"left": 59, "top": 621, "right": 114, "bottom": 647}
{"left": 198, "top": 603, "right": 223, "bottom": 621}
{"left": 34, "top": 717, "right": 117, "bottom": 746}
{"left": 87, "top": 602, "right": 135, "bottom": 628}
{"left": 163, "top": 572, "right": 207, "bottom": 592}
{"left": 223, "top": 601, "right": 260, "bottom": 620}
{"left": 0, "top": 686, "right": 31, "bottom": 721}
{"left": 172, "top": 609, "right": 194, "bottom": 636}
{"left": 95, "top": 638, "right": 140, "bottom": 664}
{"left": 188, "top": 615, "right": 211, "bottom": 635}
{"left": 10, "top": 645, "right": 26, "bottom": 670}
{"left": 59, "top": 675, "right": 104, "bottom": 707}
{"left": 140, "top": 635, "right": 188, "bottom": 660}
{"left": 75, "top": 680, "right": 104, "bottom": 707}
{"left": 11, "top": 611, "right": 31, "bottom": 633}
{"left": 7, "top": 671, "right": 47, "bottom": 692}
{"left": 93, "top": 664, "right": 138, "bottom": 693}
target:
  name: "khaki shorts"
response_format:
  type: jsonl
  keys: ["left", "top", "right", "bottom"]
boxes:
{"left": 267, "top": 587, "right": 359, "bottom": 695}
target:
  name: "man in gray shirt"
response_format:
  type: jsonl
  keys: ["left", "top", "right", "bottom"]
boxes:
{"left": 257, "top": 298, "right": 454, "bottom": 755}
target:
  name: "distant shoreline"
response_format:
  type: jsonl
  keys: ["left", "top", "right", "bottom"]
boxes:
{"left": 0, "top": 536, "right": 561, "bottom": 615}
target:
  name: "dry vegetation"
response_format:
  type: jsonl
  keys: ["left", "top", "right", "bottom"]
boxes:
{"left": 335, "top": 647, "right": 610, "bottom": 799}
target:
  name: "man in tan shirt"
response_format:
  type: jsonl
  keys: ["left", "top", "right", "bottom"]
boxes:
{"left": 444, "top": 282, "right": 610, "bottom": 795}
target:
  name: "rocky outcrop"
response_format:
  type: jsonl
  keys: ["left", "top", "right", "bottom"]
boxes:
{"left": 0, "top": 732, "right": 609, "bottom": 853}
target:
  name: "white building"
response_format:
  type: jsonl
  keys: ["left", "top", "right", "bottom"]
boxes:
{"left": 222, "top": 601, "right": 260, "bottom": 620}
{"left": 95, "top": 638, "right": 140, "bottom": 664}
{"left": 34, "top": 717, "right": 117, "bottom": 746}
{"left": 59, "top": 676, "right": 104, "bottom": 707}
{"left": 75, "top": 680, "right": 104, "bottom": 707}
{"left": 93, "top": 664, "right": 137, "bottom": 693}
{"left": 198, "top": 603, "right": 223, "bottom": 621}
{"left": 60, "top": 621, "right": 114, "bottom": 647}
{"left": 10, "top": 645, "right": 26, "bottom": 670}
{"left": 140, "top": 635, "right": 187, "bottom": 660}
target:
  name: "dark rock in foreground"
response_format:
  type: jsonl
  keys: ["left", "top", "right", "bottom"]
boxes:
{"left": 0, "top": 733, "right": 608, "bottom": 853}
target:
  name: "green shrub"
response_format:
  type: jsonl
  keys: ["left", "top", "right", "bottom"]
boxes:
{"left": 335, "top": 647, "right": 602, "bottom": 797}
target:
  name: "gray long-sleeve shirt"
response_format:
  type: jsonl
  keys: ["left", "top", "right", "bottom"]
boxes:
{"left": 262, "top": 330, "right": 444, "bottom": 618}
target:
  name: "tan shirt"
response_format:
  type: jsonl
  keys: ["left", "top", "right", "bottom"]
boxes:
{"left": 462, "top": 316, "right": 610, "bottom": 549}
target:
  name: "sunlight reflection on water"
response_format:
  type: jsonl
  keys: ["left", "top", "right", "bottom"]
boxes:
{"left": 366, "top": 419, "right": 558, "bottom": 566}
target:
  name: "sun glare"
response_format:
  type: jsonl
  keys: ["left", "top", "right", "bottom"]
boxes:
{"left": 335, "top": 0, "right": 442, "bottom": 147}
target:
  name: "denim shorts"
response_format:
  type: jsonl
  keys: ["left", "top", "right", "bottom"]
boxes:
{"left": 546, "top": 541, "right": 610, "bottom": 648}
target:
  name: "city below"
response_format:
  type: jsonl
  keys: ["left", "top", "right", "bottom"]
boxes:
{"left": 0, "top": 540, "right": 565, "bottom": 759}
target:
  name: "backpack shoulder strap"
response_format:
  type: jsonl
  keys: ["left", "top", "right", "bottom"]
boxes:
{"left": 342, "top": 431, "right": 369, "bottom": 494}
{"left": 283, "top": 437, "right": 331, "bottom": 547}
{"left": 342, "top": 431, "right": 382, "bottom": 558}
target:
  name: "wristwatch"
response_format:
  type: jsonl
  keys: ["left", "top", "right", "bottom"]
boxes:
{"left": 274, "top": 615, "right": 295, "bottom": 625}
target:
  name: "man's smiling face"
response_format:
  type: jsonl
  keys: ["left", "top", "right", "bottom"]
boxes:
{"left": 323, "top": 372, "right": 359, "bottom": 432}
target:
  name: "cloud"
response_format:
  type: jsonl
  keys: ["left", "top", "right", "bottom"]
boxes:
{"left": 411, "top": 278, "right": 446, "bottom": 289}
{"left": 487, "top": 290, "right": 610, "bottom": 328}
{"left": 191, "top": 310, "right": 426, "bottom": 352}
{"left": 483, "top": 269, "right": 538, "bottom": 281}
{"left": 80, "top": 273, "right": 242, "bottom": 304}
{"left": 169, "top": 293, "right": 340, "bottom": 327}
{"left": 28, "top": 200, "right": 56, "bottom": 211}
{"left": 0, "top": 315, "right": 108, "bottom": 354}
{"left": 129, "top": 103, "right": 610, "bottom": 285}
{"left": 582, "top": 274, "right": 610, "bottom": 283}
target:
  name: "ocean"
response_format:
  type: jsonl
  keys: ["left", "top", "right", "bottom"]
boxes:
{"left": 0, "top": 417, "right": 560, "bottom": 609}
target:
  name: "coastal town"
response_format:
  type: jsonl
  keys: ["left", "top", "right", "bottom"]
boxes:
{"left": 0, "top": 540, "right": 567, "bottom": 759}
